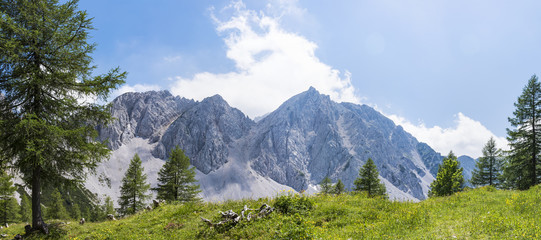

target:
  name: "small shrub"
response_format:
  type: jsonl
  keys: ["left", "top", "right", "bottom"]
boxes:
{"left": 274, "top": 213, "right": 314, "bottom": 240}
{"left": 274, "top": 192, "right": 314, "bottom": 215}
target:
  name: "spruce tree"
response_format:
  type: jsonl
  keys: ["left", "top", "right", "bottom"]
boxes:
{"left": 0, "top": 170, "right": 18, "bottom": 225}
{"left": 334, "top": 179, "right": 345, "bottom": 195}
{"left": 319, "top": 176, "right": 333, "bottom": 195}
{"left": 103, "top": 196, "right": 115, "bottom": 215}
{"left": 20, "top": 193, "right": 31, "bottom": 223}
{"left": 153, "top": 146, "right": 200, "bottom": 203}
{"left": 118, "top": 154, "right": 151, "bottom": 215}
{"left": 429, "top": 152, "right": 464, "bottom": 197}
{"left": 506, "top": 75, "right": 541, "bottom": 190}
{"left": 0, "top": 0, "right": 125, "bottom": 233}
{"left": 69, "top": 203, "right": 81, "bottom": 220}
{"left": 471, "top": 137, "right": 502, "bottom": 187}
{"left": 47, "top": 189, "right": 68, "bottom": 220}
{"left": 354, "top": 158, "right": 387, "bottom": 197}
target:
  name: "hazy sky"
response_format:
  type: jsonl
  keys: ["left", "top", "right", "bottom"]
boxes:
{"left": 78, "top": 0, "right": 541, "bottom": 158}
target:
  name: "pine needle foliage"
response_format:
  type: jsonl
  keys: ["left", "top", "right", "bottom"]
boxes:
{"left": 319, "top": 176, "right": 333, "bottom": 195}
{"left": 0, "top": 0, "right": 125, "bottom": 233}
{"left": 118, "top": 154, "right": 151, "bottom": 216}
{"left": 505, "top": 75, "right": 541, "bottom": 190}
{"left": 429, "top": 152, "right": 464, "bottom": 197}
{"left": 153, "top": 146, "right": 201, "bottom": 203}
{"left": 0, "top": 170, "right": 18, "bottom": 225}
{"left": 471, "top": 137, "right": 503, "bottom": 187}
{"left": 354, "top": 158, "right": 386, "bottom": 198}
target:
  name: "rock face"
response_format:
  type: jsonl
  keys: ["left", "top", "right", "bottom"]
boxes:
{"left": 94, "top": 88, "right": 458, "bottom": 201}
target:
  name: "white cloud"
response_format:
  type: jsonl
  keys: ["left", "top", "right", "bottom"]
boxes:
{"left": 111, "top": 84, "right": 161, "bottom": 100}
{"left": 388, "top": 112, "right": 508, "bottom": 158}
{"left": 170, "top": 0, "right": 359, "bottom": 118}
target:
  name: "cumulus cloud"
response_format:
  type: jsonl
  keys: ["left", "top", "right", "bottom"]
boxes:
{"left": 388, "top": 113, "right": 508, "bottom": 158}
{"left": 170, "top": 0, "right": 359, "bottom": 118}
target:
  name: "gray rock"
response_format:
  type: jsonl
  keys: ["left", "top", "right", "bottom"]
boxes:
{"left": 97, "top": 88, "right": 460, "bottom": 201}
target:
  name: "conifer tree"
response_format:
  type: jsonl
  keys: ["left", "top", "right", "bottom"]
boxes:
{"left": 0, "top": 0, "right": 125, "bottom": 233}
{"left": 0, "top": 170, "right": 18, "bottom": 225}
{"left": 69, "top": 203, "right": 81, "bottom": 220}
{"left": 118, "top": 154, "right": 151, "bottom": 215}
{"left": 334, "top": 179, "right": 345, "bottom": 195}
{"left": 429, "top": 152, "right": 464, "bottom": 197}
{"left": 354, "top": 158, "right": 387, "bottom": 197}
{"left": 103, "top": 196, "right": 115, "bottom": 215}
{"left": 153, "top": 147, "right": 200, "bottom": 203}
{"left": 20, "top": 194, "right": 31, "bottom": 223}
{"left": 319, "top": 176, "right": 333, "bottom": 195}
{"left": 47, "top": 189, "right": 68, "bottom": 220}
{"left": 471, "top": 137, "right": 502, "bottom": 187}
{"left": 506, "top": 75, "right": 541, "bottom": 190}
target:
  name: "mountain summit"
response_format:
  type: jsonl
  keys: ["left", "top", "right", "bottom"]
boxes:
{"left": 90, "top": 88, "right": 447, "bottom": 202}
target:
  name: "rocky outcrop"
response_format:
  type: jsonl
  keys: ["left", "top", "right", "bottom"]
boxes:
{"left": 97, "top": 87, "right": 456, "bottom": 201}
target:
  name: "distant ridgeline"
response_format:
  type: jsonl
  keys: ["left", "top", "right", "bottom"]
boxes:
{"left": 91, "top": 87, "right": 474, "bottom": 202}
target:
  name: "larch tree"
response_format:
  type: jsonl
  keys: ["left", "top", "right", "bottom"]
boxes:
{"left": 20, "top": 193, "right": 31, "bottom": 223}
{"left": 47, "top": 189, "right": 68, "bottom": 220}
{"left": 471, "top": 137, "right": 503, "bottom": 187}
{"left": 354, "top": 158, "right": 387, "bottom": 198}
{"left": 118, "top": 154, "right": 151, "bottom": 216}
{"left": 429, "top": 152, "right": 464, "bottom": 197}
{"left": 153, "top": 146, "right": 200, "bottom": 203}
{"left": 0, "top": 0, "right": 125, "bottom": 233}
{"left": 319, "top": 176, "right": 333, "bottom": 195}
{"left": 334, "top": 179, "right": 345, "bottom": 195}
{"left": 0, "top": 170, "right": 19, "bottom": 225}
{"left": 506, "top": 75, "right": 541, "bottom": 190}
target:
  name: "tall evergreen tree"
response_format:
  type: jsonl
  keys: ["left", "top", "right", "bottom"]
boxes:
{"left": 153, "top": 146, "right": 200, "bottom": 203}
{"left": 47, "top": 189, "right": 68, "bottom": 220}
{"left": 334, "top": 179, "right": 345, "bottom": 195}
{"left": 506, "top": 75, "right": 541, "bottom": 190}
{"left": 471, "top": 137, "right": 503, "bottom": 187}
{"left": 429, "top": 152, "right": 464, "bottom": 197}
{"left": 118, "top": 154, "right": 151, "bottom": 215}
{"left": 354, "top": 158, "right": 387, "bottom": 197}
{"left": 0, "top": 170, "right": 18, "bottom": 225}
{"left": 319, "top": 176, "right": 333, "bottom": 195}
{"left": 103, "top": 196, "right": 115, "bottom": 215}
{"left": 20, "top": 193, "right": 31, "bottom": 223}
{"left": 0, "top": 0, "right": 125, "bottom": 233}
{"left": 69, "top": 203, "right": 81, "bottom": 220}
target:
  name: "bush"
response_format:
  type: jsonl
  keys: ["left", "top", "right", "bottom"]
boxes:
{"left": 274, "top": 191, "right": 314, "bottom": 215}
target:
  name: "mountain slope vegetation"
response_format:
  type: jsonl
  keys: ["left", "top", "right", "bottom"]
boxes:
{"left": 1, "top": 185, "right": 540, "bottom": 239}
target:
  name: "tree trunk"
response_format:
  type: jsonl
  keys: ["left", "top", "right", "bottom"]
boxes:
{"left": 31, "top": 165, "right": 48, "bottom": 234}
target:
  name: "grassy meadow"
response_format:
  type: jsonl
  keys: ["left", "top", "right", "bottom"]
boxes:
{"left": 1, "top": 185, "right": 540, "bottom": 239}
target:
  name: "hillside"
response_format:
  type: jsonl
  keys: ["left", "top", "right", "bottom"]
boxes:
{"left": 2, "top": 186, "right": 540, "bottom": 239}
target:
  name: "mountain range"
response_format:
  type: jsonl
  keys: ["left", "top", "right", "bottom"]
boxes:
{"left": 86, "top": 87, "right": 475, "bottom": 203}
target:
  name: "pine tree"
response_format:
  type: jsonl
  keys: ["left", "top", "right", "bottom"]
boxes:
{"left": 0, "top": 170, "right": 18, "bottom": 225}
{"left": 103, "top": 196, "right": 115, "bottom": 215}
{"left": 334, "top": 179, "right": 345, "bottom": 195}
{"left": 319, "top": 176, "right": 333, "bottom": 195}
{"left": 153, "top": 146, "right": 200, "bottom": 203}
{"left": 0, "top": 0, "right": 125, "bottom": 233}
{"left": 69, "top": 203, "right": 81, "bottom": 220}
{"left": 506, "top": 75, "right": 541, "bottom": 190}
{"left": 20, "top": 193, "right": 31, "bottom": 223}
{"left": 354, "top": 158, "right": 387, "bottom": 197}
{"left": 47, "top": 189, "right": 68, "bottom": 220}
{"left": 471, "top": 137, "right": 503, "bottom": 187}
{"left": 429, "top": 152, "right": 464, "bottom": 197}
{"left": 118, "top": 154, "right": 151, "bottom": 215}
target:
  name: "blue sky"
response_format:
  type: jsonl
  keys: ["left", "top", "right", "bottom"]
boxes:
{"left": 78, "top": 0, "right": 541, "bottom": 157}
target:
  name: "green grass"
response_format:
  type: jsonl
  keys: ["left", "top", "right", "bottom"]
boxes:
{"left": 1, "top": 186, "right": 540, "bottom": 239}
